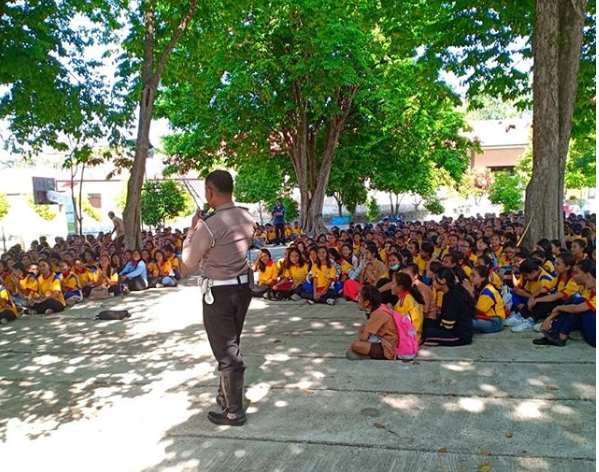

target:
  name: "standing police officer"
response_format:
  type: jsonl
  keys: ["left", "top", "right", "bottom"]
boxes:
{"left": 182, "top": 170, "right": 255, "bottom": 426}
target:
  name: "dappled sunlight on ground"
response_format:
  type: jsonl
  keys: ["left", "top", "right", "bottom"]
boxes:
{"left": 0, "top": 279, "right": 595, "bottom": 472}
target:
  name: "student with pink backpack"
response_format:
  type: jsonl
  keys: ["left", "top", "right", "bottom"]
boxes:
{"left": 347, "top": 285, "right": 419, "bottom": 361}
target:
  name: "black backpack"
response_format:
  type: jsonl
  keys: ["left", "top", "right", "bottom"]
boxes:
{"left": 95, "top": 310, "right": 131, "bottom": 320}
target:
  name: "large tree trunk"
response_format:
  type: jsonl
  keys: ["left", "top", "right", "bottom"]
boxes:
{"left": 524, "top": 0, "right": 587, "bottom": 246}
{"left": 122, "top": 0, "right": 197, "bottom": 250}
{"left": 69, "top": 164, "right": 81, "bottom": 235}
{"left": 335, "top": 193, "right": 343, "bottom": 217}
{"left": 291, "top": 85, "right": 358, "bottom": 235}
{"left": 124, "top": 87, "right": 154, "bottom": 249}
{"left": 78, "top": 163, "right": 85, "bottom": 235}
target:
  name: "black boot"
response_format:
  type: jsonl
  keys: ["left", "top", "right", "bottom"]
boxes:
{"left": 208, "top": 371, "right": 247, "bottom": 426}
{"left": 216, "top": 378, "right": 226, "bottom": 410}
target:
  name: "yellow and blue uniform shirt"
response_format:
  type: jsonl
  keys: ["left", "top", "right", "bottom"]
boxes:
{"left": 38, "top": 273, "right": 66, "bottom": 306}
{"left": 524, "top": 269, "right": 556, "bottom": 295}
{"left": 0, "top": 285, "right": 18, "bottom": 317}
{"left": 475, "top": 283, "right": 506, "bottom": 320}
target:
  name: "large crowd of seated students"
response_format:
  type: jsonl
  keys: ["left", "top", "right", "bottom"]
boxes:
{"left": 1, "top": 213, "right": 595, "bottom": 363}
{"left": 249, "top": 213, "right": 596, "bottom": 360}
{"left": 0, "top": 228, "right": 186, "bottom": 322}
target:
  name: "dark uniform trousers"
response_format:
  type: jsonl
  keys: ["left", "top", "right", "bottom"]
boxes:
{"left": 203, "top": 283, "right": 252, "bottom": 373}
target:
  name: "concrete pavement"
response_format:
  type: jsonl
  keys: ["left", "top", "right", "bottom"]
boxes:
{"left": 0, "top": 277, "right": 595, "bottom": 472}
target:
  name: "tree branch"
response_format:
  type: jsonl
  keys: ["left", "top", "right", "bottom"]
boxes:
{"left": 142, "top": 1, "right": 156, "bottom": 87}
{"left": 153, "top": 0, "right": 198, "bottom": 84}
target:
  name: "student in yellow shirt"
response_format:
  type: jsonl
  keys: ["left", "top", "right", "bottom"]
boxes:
{"left": 470, "top": 265, "right": 505, "bottom": 333}
{"left": 512, "top": 253, "right": 581, "bottom": 333}
{"left": 91, "top": 254, "right": 122, "bottom": 296}
{"left": 329, "top": 247, "right": 353, "bottom": 283}
{"left": 252, "top": 249, "right": 278, "bottom": 298}
{"left": 164, "top": 245, "right": 182, "bottom": 280}
{"left": 291, "top": 221, "right": 303, "bottom": 240}
{"left": 506, "top": 258, "right": 556, "bottom": 328}
{"left": 266, "top": 225, "right": 276, "bottom": 244}
{"left": 571, "top": 238, "right": 587, "bottom": 263}
{"left": 476, "top": 255, "right": 503, "bottom": 291}
{"left": 58, "top": 260, "right": 83, "bottom": 306}
{"left": 29, "top": 259, "right": 66, "bottom": 315}
{"left": 415, "top": 241, "right": 435, "bottom": 277}
{"left": 273, "top": 247, "right": 309, "bottom": 300}
{"left": 391, "top": 272, "right": 425, "bottom": 342}
{"left": 5, "top": 262, "right": 33, "bottom": 309}
{"left": 534, "top": 259, "right": 595, "bottom": 347}
{"left": 83, "top": 249, "right": 99, "bottom": 274}
{"left": 73, "top": 257, "right": 96, "bottom": 297}
{"left": 0, "top": 261, "right": 16, "bottom": 297}
{"left": 150, "top": 250, "right": 177, "bottom": 288}
{"left": 301, "top": 246, "right": 337, "bottom": 305}
{"left": 490, "top": 234, "right": 503, "bottom": 267}
{"left": 0, "top": 282, "right": 18, "bottom": 323}
{"left": 284, "top": 224, "right": 293, "bottom": 241}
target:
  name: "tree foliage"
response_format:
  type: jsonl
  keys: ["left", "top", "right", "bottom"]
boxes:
{"left": 233, "top": 161, "right": 284, "bottom": 206}
{"left": 366, "top": 198, "right": 381, "bottom": 223}
{"left": 158, "top": 0, "right": 476, "bottom": 232}
{"left": 0, "top": 194, "right": 9, "bottom": 220}
{"left": 81, "top": 199, "right": 102, "bottom": 222}
{"left": 326, "top": 145, "right": 369, "bottom": 216}
{"left": 0, "top": 0, "right": 126, "bottom": 155}
{"left": 457, "top": 167, "right": 494, "bottom": 205}
{"left": 140, "top": 180, "right": 192, "bottom": 228}
{"left": 26, "top": 195, "right": 57, "bottom": 221}
{"left": 489, "top": 173, "right": 525, "bottom": 213}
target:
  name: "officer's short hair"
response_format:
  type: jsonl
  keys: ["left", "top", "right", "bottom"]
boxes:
{"left": 206, "top": 170, "right": 234, "bottom": 195}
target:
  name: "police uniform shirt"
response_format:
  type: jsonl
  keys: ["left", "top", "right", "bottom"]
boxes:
{"left": 182, "top": 202, "right": 256, "bottom": 280}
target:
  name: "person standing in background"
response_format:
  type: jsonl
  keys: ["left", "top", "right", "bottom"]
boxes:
{"left": 272, "top": 199, "right": 286, "bottom": 246}
{"left": 108, "top": 211, "right": 125, "bottom": 254}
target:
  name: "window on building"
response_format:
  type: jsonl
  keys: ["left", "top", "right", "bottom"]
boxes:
{"left": 88, "top": 193, "right": 102, "bottom": 209}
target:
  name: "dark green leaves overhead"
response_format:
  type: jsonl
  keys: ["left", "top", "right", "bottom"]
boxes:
{"left": 0, "top": 0, "right": 127, "bottom": 154}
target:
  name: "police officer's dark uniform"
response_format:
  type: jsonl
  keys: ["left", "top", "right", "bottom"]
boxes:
{"left": 182, "top": 195, "right": 255, "bottom": 426}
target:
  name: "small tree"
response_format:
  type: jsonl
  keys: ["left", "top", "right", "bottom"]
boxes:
{"left": 233, "top": 162, "right": 284, "bottom": 225}
{"left": 26, "top": 194, "right": 57, "bottom": 221}
{"left": 80, "top": 198, "right": 102, "bottom": 223}
{"left": 366, "top": 198, "right": 380, "bottom": 222}
{"left": 424, "top": 196, "right": 445, "bottom": 215}
{"left": 489, "top": 173, "right": 525, "bottom": 213}
{"left": 458, "top": 167, "right": 494, "bottom": 205}
{"left": 141, "top": 180, "right": 190, "bottom": 229}
{"left": 0, "top": 194, "right": 9, "bottom": 220}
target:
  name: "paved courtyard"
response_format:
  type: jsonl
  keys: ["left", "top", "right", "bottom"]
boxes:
{"left": 0, "top": 277, "right": 595, "bottom": 472}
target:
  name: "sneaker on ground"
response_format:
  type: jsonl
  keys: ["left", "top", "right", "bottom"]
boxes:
{"left": 568, "top": 330, "right": 583, "bottom": 341}
{"left": 290, "top": 294, "right": 301, "bottom": 302}
{"left": 511, "top": 318, "right": 534, "bottom": 332}
{"left": 44, "top": 309, "right": 54, "bottom": 315}
{"left": 0, "top": 318, "right": 8, "bottom": 325}
{"left": 326, "top": 298, "right": 336, "bottom": 306}
{"left": 307, "top": 300, "right": 315, "bottom": 305}
{"left": 532, "top": 337, "right": 553, "bottom": 345}
{"left": 543, "top": 330, "right": 566, "bottom": 347}
{"left": 345, "top": 350, "right": 369, "bottom": 361}
{"left": 533, "top": 321, "right": 543, "bottom": 332}
{"left": 504, "top": 313, "right": 524, "bottom": 327}
{"left": 155, "top": 283, "right": 164, "bottom": 288}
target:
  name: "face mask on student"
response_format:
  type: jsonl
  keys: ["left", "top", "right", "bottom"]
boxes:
{"left": 390, "top": 263, "right": 400, "bottom": 271}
